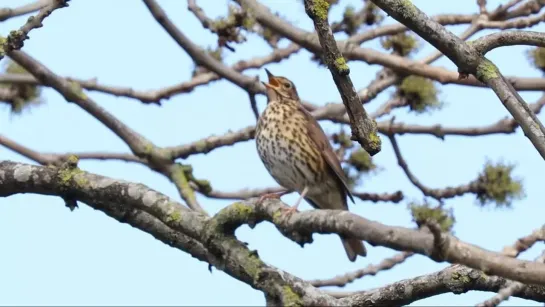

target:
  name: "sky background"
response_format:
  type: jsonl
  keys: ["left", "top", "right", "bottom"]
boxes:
{"left": 1, "top": 0, "right": 545, "bottom": 306}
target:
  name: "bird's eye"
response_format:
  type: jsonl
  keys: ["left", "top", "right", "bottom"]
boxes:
{"left": 283, "top": 82, "right": 292, "bottom": 89}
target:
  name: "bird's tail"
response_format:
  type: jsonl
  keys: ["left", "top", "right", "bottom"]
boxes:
{"left": 340, "top": 237, "right": 367, "bottom": 262}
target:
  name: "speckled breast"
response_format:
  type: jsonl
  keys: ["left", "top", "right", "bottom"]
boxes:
{"left": 255, "top": 102, "right": 323, "bottom": 192}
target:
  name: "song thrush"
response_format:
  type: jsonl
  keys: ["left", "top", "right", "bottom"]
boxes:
{"left": 255, "top": 69, "right": 367, "bottom": 262}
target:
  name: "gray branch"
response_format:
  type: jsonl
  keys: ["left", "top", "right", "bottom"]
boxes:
{"left": 473, "top": 31, "right": 545, "bottom": 55}
{"left": 3, "top": 161, "right": 545, "bottom": 286}
{"left": 334, "top": 265, "right": 545, "bottom": 305}
{"left": 3, "top": 160, "right": 545, "bottom": 305}
{"left": 370, "top": 0, "right": 545, "bottom": 160}
{"left": 303, "top": 0, "right": 381, "bottom": 156}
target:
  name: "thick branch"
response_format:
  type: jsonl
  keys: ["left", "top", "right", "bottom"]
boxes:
{"left": 0, "top": 160, "right": 338, "bottom": 306}
{"left": 332, "top": 224, "right": 545, "bottom": 304}
{"left": 6, "top": 50, "right": 210, "bottom": 213}
{"left": 3, "top": 161, "right": 545, "bottom": 305}
{"left": 206, "top": 201, "right": 545, "bottom": 286}
{"left": 303, "top": 0, "right": 381, "bottom": 156}
{"left": 370, "top": 0, "right": 545, "bottom": 160}
{"left": 334, "top": 264, "right": 545, "bottom": 305}
{"left": 477, "top": 250, "right": 545, "bottom": 306}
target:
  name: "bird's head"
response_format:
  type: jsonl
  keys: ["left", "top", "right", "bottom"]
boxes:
{"left": 262, "top": 69, "right": 300, "bottom": 101}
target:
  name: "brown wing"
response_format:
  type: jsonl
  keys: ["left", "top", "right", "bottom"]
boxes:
{"left": 297, "top": 104, "right": 355, "bottom": 205}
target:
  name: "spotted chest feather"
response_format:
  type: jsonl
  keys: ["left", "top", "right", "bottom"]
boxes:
{"left": 255, "top": 102, "right": 324, "bottom": 191}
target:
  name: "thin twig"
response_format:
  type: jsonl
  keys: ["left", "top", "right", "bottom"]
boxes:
{"left": 0, "top": 0, "right": 51, "bottom": 22}
{"left": 310, "top": 252, "right": 414, "bottom": 287}
{"left": 1, "top": 0, "right": 69, "bottom": 61}
{"left": 143, "top": 0, "right": 264, "bottom": 119}
{"left": 501, "top": 225, "right": 545, "bottom": 257}
{"left": 387, "top": 131, "right": 480, "bottom": 200}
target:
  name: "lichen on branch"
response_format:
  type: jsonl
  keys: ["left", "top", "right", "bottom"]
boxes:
{"left": 476, "top": 161, "right": 524, "bottom": 207}
{"left": 0, "top": 60, "right": 42, "bottom": 114}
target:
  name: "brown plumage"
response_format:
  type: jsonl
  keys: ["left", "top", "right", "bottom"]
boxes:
{"left": 255, "top": 69, "right": 367, "bottom": 262}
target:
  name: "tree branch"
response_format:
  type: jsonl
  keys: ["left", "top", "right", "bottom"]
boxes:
{"left": 0, "top": 0, "right": 68, "bottom": 61}
{"left": 477, "top": 250, "right": 545, "bottom": 306}
{"left": 3, "top": 160, "right": 545, "bottom": 304}
{"left": 330, "top": 224, "right": 545, "bottom": 305}
{"left": 310, "top": 252, "right": 414, "bottom": 287}
{"left": 0, "top": 160, "right": 339, "bottom": 306}
{"left": 0, "top": 0, "right": 51, "bottom": 22}
{"left": 0, "top": 43, "right": 301, "bottom": 104}
{"left": 210, "top": 201, "right": 545, "bottom": 286}
{"left": 303, "top": 0, "right": 381, "bottom": 156}
{"left": 387, "top": 132, "right": 480, "bottom": 201}
{"left": 473, "top": 30, "right": 545, "bottom": 54}
{"left": 501, "top": 225, "right": 545, "bottom": 257}
{"left": 143, "top": 0, "right": 264, "bottom": 119}
{"left": 370, "top": 0, "right": 545, "bottom": 160}
{"left": 6, "top": 50, "right": 210, "bottom": 213}
{"left": 332, "top": 264, "right": 545, "bottom": 305}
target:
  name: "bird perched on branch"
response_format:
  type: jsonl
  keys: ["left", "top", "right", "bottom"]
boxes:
{"left": 255, "top": 69, "right": 367, "bottom": 262}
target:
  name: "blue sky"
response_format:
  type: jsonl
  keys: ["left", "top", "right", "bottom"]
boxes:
{"left": 1, "top": 0, "right": 544, "bottom": 306}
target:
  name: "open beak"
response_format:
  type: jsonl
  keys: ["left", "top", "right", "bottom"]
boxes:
{"left": 263, "top": 68, "right": 280, "bottom": 89}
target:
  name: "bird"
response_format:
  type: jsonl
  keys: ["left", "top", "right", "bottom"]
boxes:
{"left": 254, "top": 68, "right": 367, "bottom": 262}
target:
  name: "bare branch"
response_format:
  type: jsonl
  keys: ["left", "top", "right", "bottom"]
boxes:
{"left": 332, "top": 225, "right": 545, "bottom": 305}
{"left": 478, "top": 0, "right": 488, "bottom": 14}
{"left": 166, "top": 126, "right": 255, "bottom": 159}
{"left": 143, "top": 0, "right": 264, "bottom": 118}
{"left": 352, "top": 191, "right": 404, "bottom": 203}
{"left": 0, "top": 134, "right": 146, "bottom": 165}
{"left": 501, "top": 225, "right": 545, "bottom": 257}
{"left": 303, "top": 0, "right": 381, "bottom": 156}
{"left": 5, "top": 50, "right": 212, "bottom": 213}
{"left": 215, "top": 202, "right": 545, "bottom": 286}
{"left": 349, "top": 14, "right": 475, "bottom": 45}
{"left": 196, "top": 185, "right": 286, "bottom": 200}
{"left": 0, "top": 0, "right": 51, "bottom": 22}
{"left": 0, "top": 44, "right": 300, "bottom": 104}
{"left": 310, "top": 252, "right": 414, "bottom": 287}
{"left": 187, "top": 0, "right": 215, "bottom": 31}
{"left": 477, "top": 250, "right": 545, "bottom": 306}
{"left": 4, "top": 161, "right": 545, "bottom": 288}
{"left": 387, "top": 132, "right": 479, "bottom": 200}
{"left": 473, "top": 30, "right": 545, "bottom": 54}
{"left": 370, "top": 0, "right": 545, "bottom": 160}
{"left": 0, "top": 160, "right": 339, "bottom": 306}
{"left": 479, "top": 11, "right": 545, "bottom": 29}
{"left": 332, "top": 264, "right": 545, "bottom": 305}
{"left": 8, "top": 50, "right": 159, "bottom": 159}
{"left": 0, "top": 134, "right": 55, "bottom": 165}
{"left": 164, "top": 94, "right": 545, "bottom": 161}
{"left": 0, "top": 0, "right": 68, "bottom": 61}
